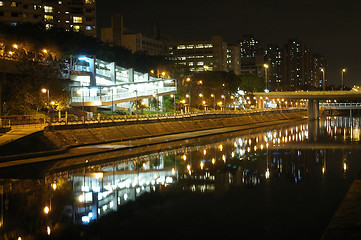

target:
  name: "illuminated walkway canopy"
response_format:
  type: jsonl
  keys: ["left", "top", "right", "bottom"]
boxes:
{"left": 69, "top": 56, "right": 177, "bottom": 108}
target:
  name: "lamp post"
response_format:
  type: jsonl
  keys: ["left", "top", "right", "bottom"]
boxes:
{"left": 199, "top": 93, "right": 204, "bottom": 110}
{"left": 211, "top": 94, "right": 216, "bottom": 111}
{"left": 264, "top": 64, "right": 269, "bottom": 90}
{"left": 186, "top": 93, "right": 191, "bottom": 113}
{"left": 321, "top": 68, "right": 325, "bottom": 91}
{"left": 341, "top": 68, "right": 346, "bottom": 90}
{"left": 42, "top": 88, "right": 50, "bottom": 113}
{"left": 221, "top": 95, "right": 225, "bottom": 111}
{"left": 170, "top": 94, "right": 176, "bottom": 114}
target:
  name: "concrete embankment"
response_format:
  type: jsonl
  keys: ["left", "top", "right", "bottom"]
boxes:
{"left": 0, "top": 110, "right": 306, "bottom": 159}
{"left": 44, "top": 111, "right": 306, "bottom": 148}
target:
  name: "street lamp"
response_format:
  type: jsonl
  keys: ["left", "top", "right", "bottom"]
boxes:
{"left": 186, "top": 93, "right": 191, "bottom": 113}
{"left": 41, "top": 88, "right": 50, "bottom": 113}
{"left": 321, "top": 68, "right": 325, "bottom": 91}
{"left": 264, "top": 64, "right": 269, "bottom": 90}
{"left": 341, "top": 68, "right": 346, "bottom": 90}
{"left": 170, "top": 94, "right": 176, "bottom": 114}
{"left": 221, "top": 95, "right": 225, "bottom": 111}
{"left": 211, "top": 94, "right": 216, "bottom": 111}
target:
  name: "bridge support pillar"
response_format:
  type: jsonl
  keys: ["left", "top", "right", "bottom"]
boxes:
{"left": 308, "top": 99, "right": 319, "bottom": 120}
{"left": 257, "top": 98, "right": 264, "bottom": 109}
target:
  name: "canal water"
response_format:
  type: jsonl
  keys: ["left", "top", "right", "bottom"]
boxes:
{"left": 1, "top": 116, "right": 361, "bottom": 239}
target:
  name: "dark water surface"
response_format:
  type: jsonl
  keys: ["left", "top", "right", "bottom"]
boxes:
{"left": 1, "top": 116, "right": 361, "bottom": 239}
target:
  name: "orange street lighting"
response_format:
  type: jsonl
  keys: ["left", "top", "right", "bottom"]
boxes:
{"left": 341, "top": 68, "right": 347, "bottom": 90}
{"left": 42, "top": 49, "right": 48, "bottom": 54}
{"left": 12, "top": 44, "right": 18, "bottom": 49}
{"left": 321, "top": 68, "right": 325, "bottom": 91}
{"left": 264, "top": 64, "right": 269, "bottom": 90}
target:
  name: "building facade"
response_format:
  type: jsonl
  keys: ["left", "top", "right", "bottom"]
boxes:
{"left": 101, "top": 14, "right": 165, "bottom": 56}
{"left": 0, "top": 0, "right": 96, "bottom": 37}
{"left": 239, "top": 35, "right": 264, "bottom": 77}
{"left": 166, "top": 36, "right": 233, "bottom": 73}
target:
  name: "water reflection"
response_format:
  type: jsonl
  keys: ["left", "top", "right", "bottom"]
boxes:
{"left": 1, "top": 116, "right": 361, "bottom": 238}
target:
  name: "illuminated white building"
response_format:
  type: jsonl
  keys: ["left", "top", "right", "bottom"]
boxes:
{"left": 68, "top": 55, "right": 177, "bottom": 112}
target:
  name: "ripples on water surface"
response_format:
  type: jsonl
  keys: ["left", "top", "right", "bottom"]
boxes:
{"left": 1, "top": 116, "right": 361, "bottom": 239}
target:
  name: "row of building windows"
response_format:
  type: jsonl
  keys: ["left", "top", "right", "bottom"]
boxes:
{"left": 171, "top": 43, "right": 213, "bottom": 50}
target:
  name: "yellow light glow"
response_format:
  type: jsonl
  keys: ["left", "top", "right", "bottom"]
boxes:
{"left": 52, "top": 183, "right": 57, "bottom": 190}
{"left": 182, "top": 154, "right": 187, "bottom": 161}
{"left": 44, "top": 206, "right": 50, "bottom": 214}
{"left": 12, "top": 44, "right": 18, "bottom": 49}
{"left": 47, "top": 226, "right": 51, "bottom": 236}
{"left": 263, "top": 64, "right": 269, "bottom": 68}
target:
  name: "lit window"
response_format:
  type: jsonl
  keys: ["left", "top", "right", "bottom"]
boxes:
{"left": 73, "top": 16, "right": 82, "bottom": 23}
{"left": 58, "top": 1, "right": 62, "bottom": 4}
{"left": 0, "top": 2, "right": 3, "bottom": 7}
{"left": 44, "top": 6, "right": 53, "bottom": 13}
{"left": 45, "top": 24, "right": 53, "bottom": 30}
{"left": 73, "top": 25, "right": 81, "bottom": 32}
{"left": 86, "top": 26, "right": 91, "bottom": 30}
{"left": 44, "top": 15, "right": 53, "bottom": 21}
{"left": 177, "top": 45, "right": 185, "bottom": 50}
{"left": 11, "top": 1, "right": 17, "bottom": 7}
{"left": 85, "top": 0, "right": 93, "bottom": 3}
{"left": 197, "top": 62, "right": 204, "bottom": 66}
{"left": 186, "top": 45, "right": 194, "bottom": 49}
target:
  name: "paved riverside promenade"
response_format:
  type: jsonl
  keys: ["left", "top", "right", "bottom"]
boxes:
{"left": 0, "top": 125, "right": 45, "bottom": 146}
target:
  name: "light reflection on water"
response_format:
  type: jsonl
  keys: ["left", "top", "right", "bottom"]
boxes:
{"left": 44, "top": 117, "right": 361, "bottom": 223}
{"left": 1, "top": 116, "right": 361, "bottom": 238}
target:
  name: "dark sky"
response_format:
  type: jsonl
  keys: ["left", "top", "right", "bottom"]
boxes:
{"left": 97, "top": 0, "right": 361, "bottom": 88}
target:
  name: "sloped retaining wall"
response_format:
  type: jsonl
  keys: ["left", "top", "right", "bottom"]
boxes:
{"left": 44, "top": 110, "right": 307, "bottom": 148}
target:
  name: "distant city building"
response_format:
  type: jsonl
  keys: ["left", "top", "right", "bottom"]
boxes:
{"left": 101, "top": 14, "right": 165, "bottom": 56}
{"left": 312, "top": 54, "right": 328, "bottom": 88}
{"left": 227, "top": 45, "right": 241, "bottom": 75}
{"left": 166, "top": 36, "right": 233, "bottom": 73}
{"left": 0, "top": 0, "right": 96, "bottom": 37}
{"left": 239, "top": 35, "right": 264, "bottom": 76}
{"left": 264, "top": 44, "right": 283, "bottom": 90}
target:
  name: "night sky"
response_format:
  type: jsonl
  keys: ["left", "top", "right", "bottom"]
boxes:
{"left": 97, "top": 0, "right": 361, "bottom": 88}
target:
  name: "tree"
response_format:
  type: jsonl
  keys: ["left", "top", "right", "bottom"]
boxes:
{"left": 4, "top": 51, "right": 70, "bottom": 115}
{"left": 238, "top": 75, "right": 265, "bottom": 92}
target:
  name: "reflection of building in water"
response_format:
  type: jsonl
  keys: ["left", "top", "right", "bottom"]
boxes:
{"left": 46, "top": 122, "right": 327, "bottom": 224}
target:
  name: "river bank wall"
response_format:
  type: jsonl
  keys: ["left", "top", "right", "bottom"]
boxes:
{"left": 0, "top": 110, "right": 307, "bottom": 157}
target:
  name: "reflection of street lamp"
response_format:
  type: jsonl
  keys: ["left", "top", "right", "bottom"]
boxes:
{"left": 341, "top": 68, "right": 346, "bottom": 90}
{"left": 211, "top": 94, "right": 216, "bottom": 110}
{"left": 321, "top": 68, "right": 325, "bottom": 91}
{"left": 264, "top": 64, "right": 269, "bottom": 90}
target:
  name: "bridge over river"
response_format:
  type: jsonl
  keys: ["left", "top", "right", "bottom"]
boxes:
{"left": 254, "top": 90, "right": 361, "bottom": 120}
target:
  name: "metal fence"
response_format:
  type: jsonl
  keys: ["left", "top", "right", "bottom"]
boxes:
{"left": 0, "top": 108, "right": 307, "bottom": 128}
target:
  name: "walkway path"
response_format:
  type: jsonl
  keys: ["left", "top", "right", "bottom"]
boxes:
{"left": 0, "top": 125, "right": 45, "bottom": 146}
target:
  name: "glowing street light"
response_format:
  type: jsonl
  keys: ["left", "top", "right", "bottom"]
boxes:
{"left": 211, "top": 94, "right": 216, "bottom": 110}
{"left": 264, "top": 64, "right": 269, "bottom": 90}
{"left": 341, "top": 68, "right": 346, "bottom": 90}
{"left": 321, "top": 68, "right": 325, "bottom": 91}
{"left": 44, "top": 206, "right": 50, "bottom": 214}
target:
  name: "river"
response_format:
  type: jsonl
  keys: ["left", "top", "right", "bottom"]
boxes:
{"left": 1, "top": 116, "right": 361, "bottom": 239}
